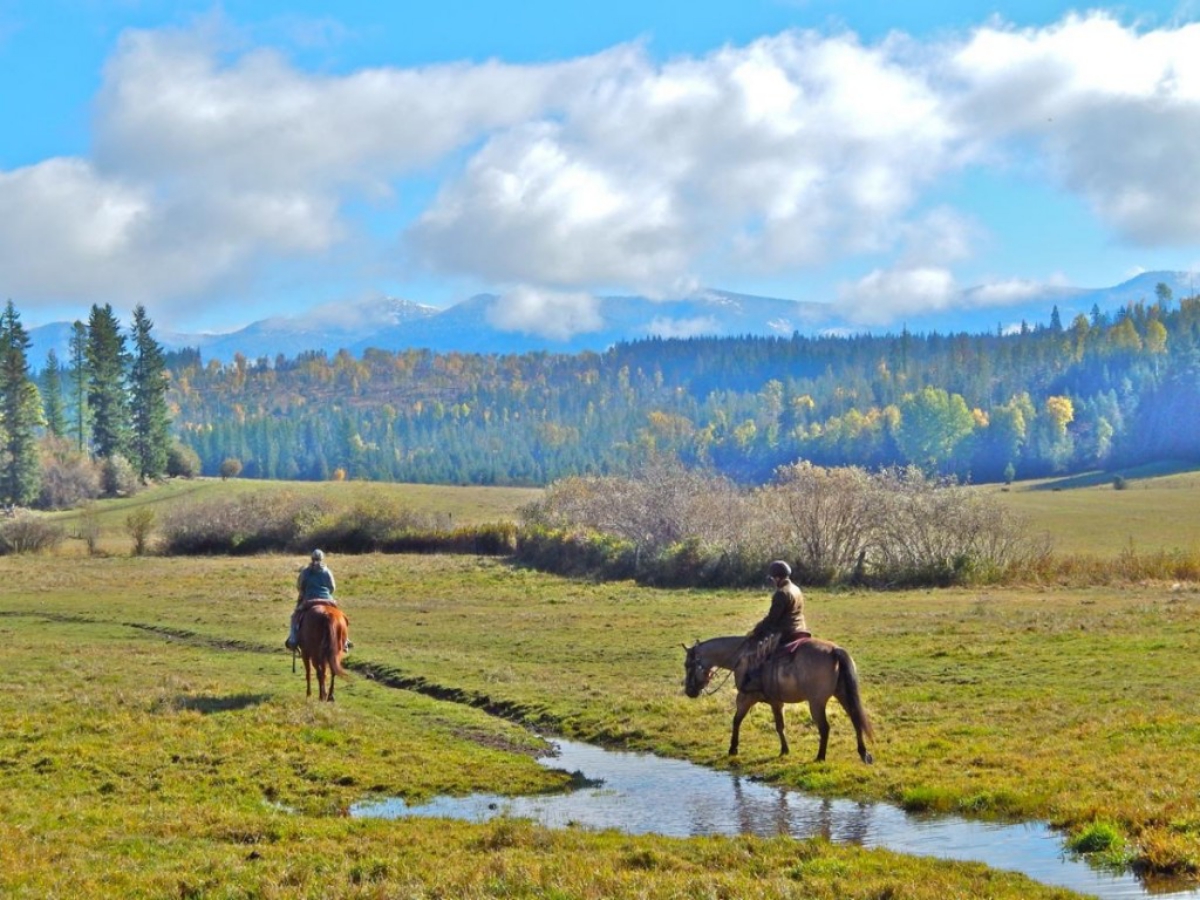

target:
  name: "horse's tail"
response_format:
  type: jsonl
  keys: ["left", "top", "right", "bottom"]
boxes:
{"left": 833, "top": 646, "right": 874, "bottom": 743}
{"left": 326, "top": 612, "right": 347, "bottom": 677}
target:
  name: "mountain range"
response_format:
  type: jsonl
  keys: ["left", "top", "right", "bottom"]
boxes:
{"left": 27, "top": 270, "right": 1196, "bottom": 367}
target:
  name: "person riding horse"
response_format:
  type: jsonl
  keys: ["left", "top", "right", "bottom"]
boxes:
{"left": 285, "top": 549, "right": 349, "bottom": 653}
{"left": 741, "top": 560, "right": 809, "bottom": 694}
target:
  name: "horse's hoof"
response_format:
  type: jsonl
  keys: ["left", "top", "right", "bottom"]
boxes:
{"left": 861, "top": 751, "right": 874, "bottom": 765}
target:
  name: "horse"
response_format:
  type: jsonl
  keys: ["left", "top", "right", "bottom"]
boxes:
{"left": 297, "top": 603, "right": 349, "bottom": 702}
{"left": 683, "top": 635, "right": 874, "bottom": 763}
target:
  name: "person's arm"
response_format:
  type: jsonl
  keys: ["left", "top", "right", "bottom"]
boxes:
{"left": 327, "top": 571, "right": 336, "bottom": 594}
{"left": 748, "top": 593, "right": 787, "bottom": 640}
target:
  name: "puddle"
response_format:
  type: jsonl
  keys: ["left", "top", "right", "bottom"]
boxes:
{"left": 353, "top": 738, "right": 1200, "bottom": 900}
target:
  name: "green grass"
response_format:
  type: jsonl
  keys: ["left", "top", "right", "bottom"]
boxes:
{"left": 985, "top": 468, "right": 1200, "bottom": 556}
{"left": 3, "top": 549, "right": 1200, "bottom": 895}
{"left": 0, "top": 556, "right": 1092, "bottom": 899}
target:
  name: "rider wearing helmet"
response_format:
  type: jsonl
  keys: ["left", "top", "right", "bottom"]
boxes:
{"left": 741, "top": 560, "right": 809, "bottom": 694}
{"left": 285, "top": 549, "right": 346, "bottom": 652}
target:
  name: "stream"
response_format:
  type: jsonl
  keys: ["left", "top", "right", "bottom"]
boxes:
{"left": 353, "top": 738, "right": 1200, "bottom": 900}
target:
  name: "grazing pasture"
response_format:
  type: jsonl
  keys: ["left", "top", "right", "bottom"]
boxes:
{"left": 3, "top": 472, "right": 1199, "bottom": 896}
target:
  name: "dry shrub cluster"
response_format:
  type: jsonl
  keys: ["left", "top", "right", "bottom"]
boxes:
{"left": 157, "top": 491, "right": 515, "bottom": 557}
{"left": 0, "top": 513, "right": 65, "bottom": 555}
{"left": 520, "top": 458, "right": 1049, "bottom": 588}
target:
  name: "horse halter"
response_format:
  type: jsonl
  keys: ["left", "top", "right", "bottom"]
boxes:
{"left": 684, "top": 648, "right": 728, "bottom": 697}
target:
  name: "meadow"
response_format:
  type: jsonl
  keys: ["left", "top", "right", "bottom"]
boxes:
{"left": 3, "top": 472, "right": 1199, "bottom": 898}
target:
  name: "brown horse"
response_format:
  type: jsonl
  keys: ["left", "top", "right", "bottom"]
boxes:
{"left": 297, "top": 604, "right": 349, "bottom": 701}
{"left": 683, "top": 635, "right": 874, "bottom": 763}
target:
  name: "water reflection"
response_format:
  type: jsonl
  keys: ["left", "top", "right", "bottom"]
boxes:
{"left": 353, "top": 739, "right": 1200, "bottom": 900}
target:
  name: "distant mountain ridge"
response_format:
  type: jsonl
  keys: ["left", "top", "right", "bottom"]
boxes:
{"left": 27, "top": 271, "right": 1195, "bottom": 367}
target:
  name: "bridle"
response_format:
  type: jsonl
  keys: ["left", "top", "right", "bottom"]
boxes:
{"left": 685, "top": 640, "right": 742, "bottom": 697}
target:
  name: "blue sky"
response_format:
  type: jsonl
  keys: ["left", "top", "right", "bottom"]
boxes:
{"left": 2, "top": 1, "right": 1199, "bottom": 338}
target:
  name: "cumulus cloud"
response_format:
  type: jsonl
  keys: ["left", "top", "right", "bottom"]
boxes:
{"left": 485, "top": 286, "right": 604, "bottom": 340}
{"left": 411, "top": 30, "right": 959, "bottom": 293}
{"left": 950, "top": 13, "right": 1200, "bottom": 244}
{"left": 837, "top": 267, "right": 958, "bottom": 325}
{"left": 644, "top": 316, "right": 721, "bottom": 339}
{"left": 4, "top": 11, "right": 1200, "bottom": 331}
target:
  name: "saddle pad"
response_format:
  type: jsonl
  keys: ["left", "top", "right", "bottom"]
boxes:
{"left": 783, "top": 633, "right": 813, "bottom": 654}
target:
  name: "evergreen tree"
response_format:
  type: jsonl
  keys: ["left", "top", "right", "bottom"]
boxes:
{"left": 41, "top": 348, "right": 67, "bottom": 437}
{"left": 0, "top": 301, "right": 43, "bottom": 506}
{"left": 69, "top": 321, "right": 89, "bottom": 452}
{"left": 129, "top": 305, "right": 171, "bottom": 481}
{"left": 86, "top": 304, "right": 131, "bottom": 459}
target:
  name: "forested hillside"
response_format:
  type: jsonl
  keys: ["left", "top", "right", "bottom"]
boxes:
{"left": 170, "top": 293, "right": 1200, "bottom": 486}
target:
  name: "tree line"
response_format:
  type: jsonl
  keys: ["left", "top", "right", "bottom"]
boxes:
{"left": 5, "top": 285, "right": 1198, "bottom": 506}
{"left": 166, "top": 287, "right": 1200, "bottom": 486}
{"left": 1, "top": 301, "right": 178, "bottom": 509}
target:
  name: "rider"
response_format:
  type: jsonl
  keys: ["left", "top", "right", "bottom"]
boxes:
{"left": 285, "top": 549, "right": 349, "bottom": 653}
{"left": 741, "top": 560, "right": 809, "bottom": 694}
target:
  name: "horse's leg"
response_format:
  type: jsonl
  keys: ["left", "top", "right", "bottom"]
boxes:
{"left": 771, "top": 702, "right": 789, "bottom": 756}
{"left": 317, "top": 661, "right": 328, "bottom": 701}
{"left": 303, "top": 656, "right": 313, "bottom": 698}
{"left": 729, "top": 693, "right": 756, "bottom": 756}
{"left": 327, "top": 659, "right": 336, "bottom": 703}
{"left": 809, "top": 699, "right": 830, "bottom": 762}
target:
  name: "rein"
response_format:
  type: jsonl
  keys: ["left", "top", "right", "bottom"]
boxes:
{"left": 702, "top": 666, "right": 735, "bottom": 696}
{"left": 696, "top": 636, "right": 748, "bottom": 696}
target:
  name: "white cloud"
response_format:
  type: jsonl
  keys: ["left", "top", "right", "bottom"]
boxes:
{"left": 4, "top": 11, "right": 1200, "bottom": 331}
{"left": 411, "top": 30, "right": 959, "bottom": 293}
{"left": 950, "top": 13, "right": 1200, "bottom": 244}
{"left": 837, "top": 267, "right": 958, "bottom": 325}
{"left": 485, "top": 287, "right": 604, "bottom": 341}
{"left": 644, "top": 316, "right": 721, "bottom": 339}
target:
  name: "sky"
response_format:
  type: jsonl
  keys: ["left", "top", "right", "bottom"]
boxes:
{"left": 2, "top": 0, "right": 1200, "bottom": 339}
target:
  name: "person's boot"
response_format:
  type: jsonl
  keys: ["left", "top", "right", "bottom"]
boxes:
{"left": 285, "top": 622, "right": 298, "bottom": 651}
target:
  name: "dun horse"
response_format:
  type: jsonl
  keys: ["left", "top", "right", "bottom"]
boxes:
{"left": 683, "top": 635, "right": 874, "bottom": 763}
{"left": 297, "top": 604, "right": 349, "bottom": 702}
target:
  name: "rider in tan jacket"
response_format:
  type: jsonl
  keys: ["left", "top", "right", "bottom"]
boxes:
{"left": 742, "top": 560, "right": 808, "bottom": 693}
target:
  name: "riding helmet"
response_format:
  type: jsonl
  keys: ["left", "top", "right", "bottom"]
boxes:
{"left": 311, "top": 549, "right": 325, "bottom": 561}
{"left": 768, "top": 560, "right": 791, "bottom": 579}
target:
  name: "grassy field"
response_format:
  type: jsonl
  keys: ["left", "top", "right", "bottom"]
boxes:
{"left": 987, "top": 468, "right": 1200, "bottom": 556}
{"left": 4, "top": 472, "right": 1200, "bottom": 897}
{"left": 4, "top": 546, "right": 1200, "bottom": 897}
{"left": 1, "top": 554, "right": 1096, "bottom": 899}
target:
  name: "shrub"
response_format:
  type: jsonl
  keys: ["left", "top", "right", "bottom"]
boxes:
{"left": 0, "top": 514, "right": 66, "bottom": 554}
{"left": 101, "top": 454, "right": 139, "bottom": 498}
{"left": 158, "top": 491, "right": 337, "bottom": 555}
{"left": 1113, "top": 475, "right": 1128, "bottom": 490}
{"left": 36, "top": 437, "right": 101, "bottom": 510}
{"left": 126, "top": 507, "right": 156, "bottom": 556}
{"left": 219, "top": 458, "right": 243, "bottom": 480}
{"left": 167, "top": 442, "right": 202, "bottom": 478}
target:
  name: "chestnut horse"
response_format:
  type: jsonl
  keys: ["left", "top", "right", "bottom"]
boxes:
{"left": 297, "top": 604, "right": 349, "bottom": 701}
{"left": 683, "top": 635, "right": 874, "bottom": 763}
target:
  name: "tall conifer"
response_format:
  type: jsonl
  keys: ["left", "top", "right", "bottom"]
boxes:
{"left": 129, "top": 305, "right": 171, "bottom": 481}
{"left": 69, "top": 321, "right": 89, "bottom": 452}
{"left": 0, "top": 300, "right": 43, "bottom": 506}
{"left": 86, "top": 304, "right": 131, "bottom": 459}
{"left": 41, "top": 349, "right": 67, "bottom": 437}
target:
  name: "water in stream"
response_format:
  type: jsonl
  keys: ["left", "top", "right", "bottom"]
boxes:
{"left": 353, "top": 738, "right": 1200, "bottom": 900}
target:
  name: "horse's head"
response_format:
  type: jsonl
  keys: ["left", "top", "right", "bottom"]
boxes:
{"left": 682, "top": 642, "right": 714, "bottom": 698}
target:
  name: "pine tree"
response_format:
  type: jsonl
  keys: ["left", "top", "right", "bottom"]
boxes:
{"left": 0, "top": 301, "right": 43, "bottom": 506}
{"left": 86, "top": 304, "right": 131, "bottom": 459}
{"left": 41, "top": 349, "right": 67, "bottom": 437}
{"left": 129, "top": 305, "right": 171, "bottom": 481}
{"left": 69, "top": 321, "right": 89, "bottom": 452}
